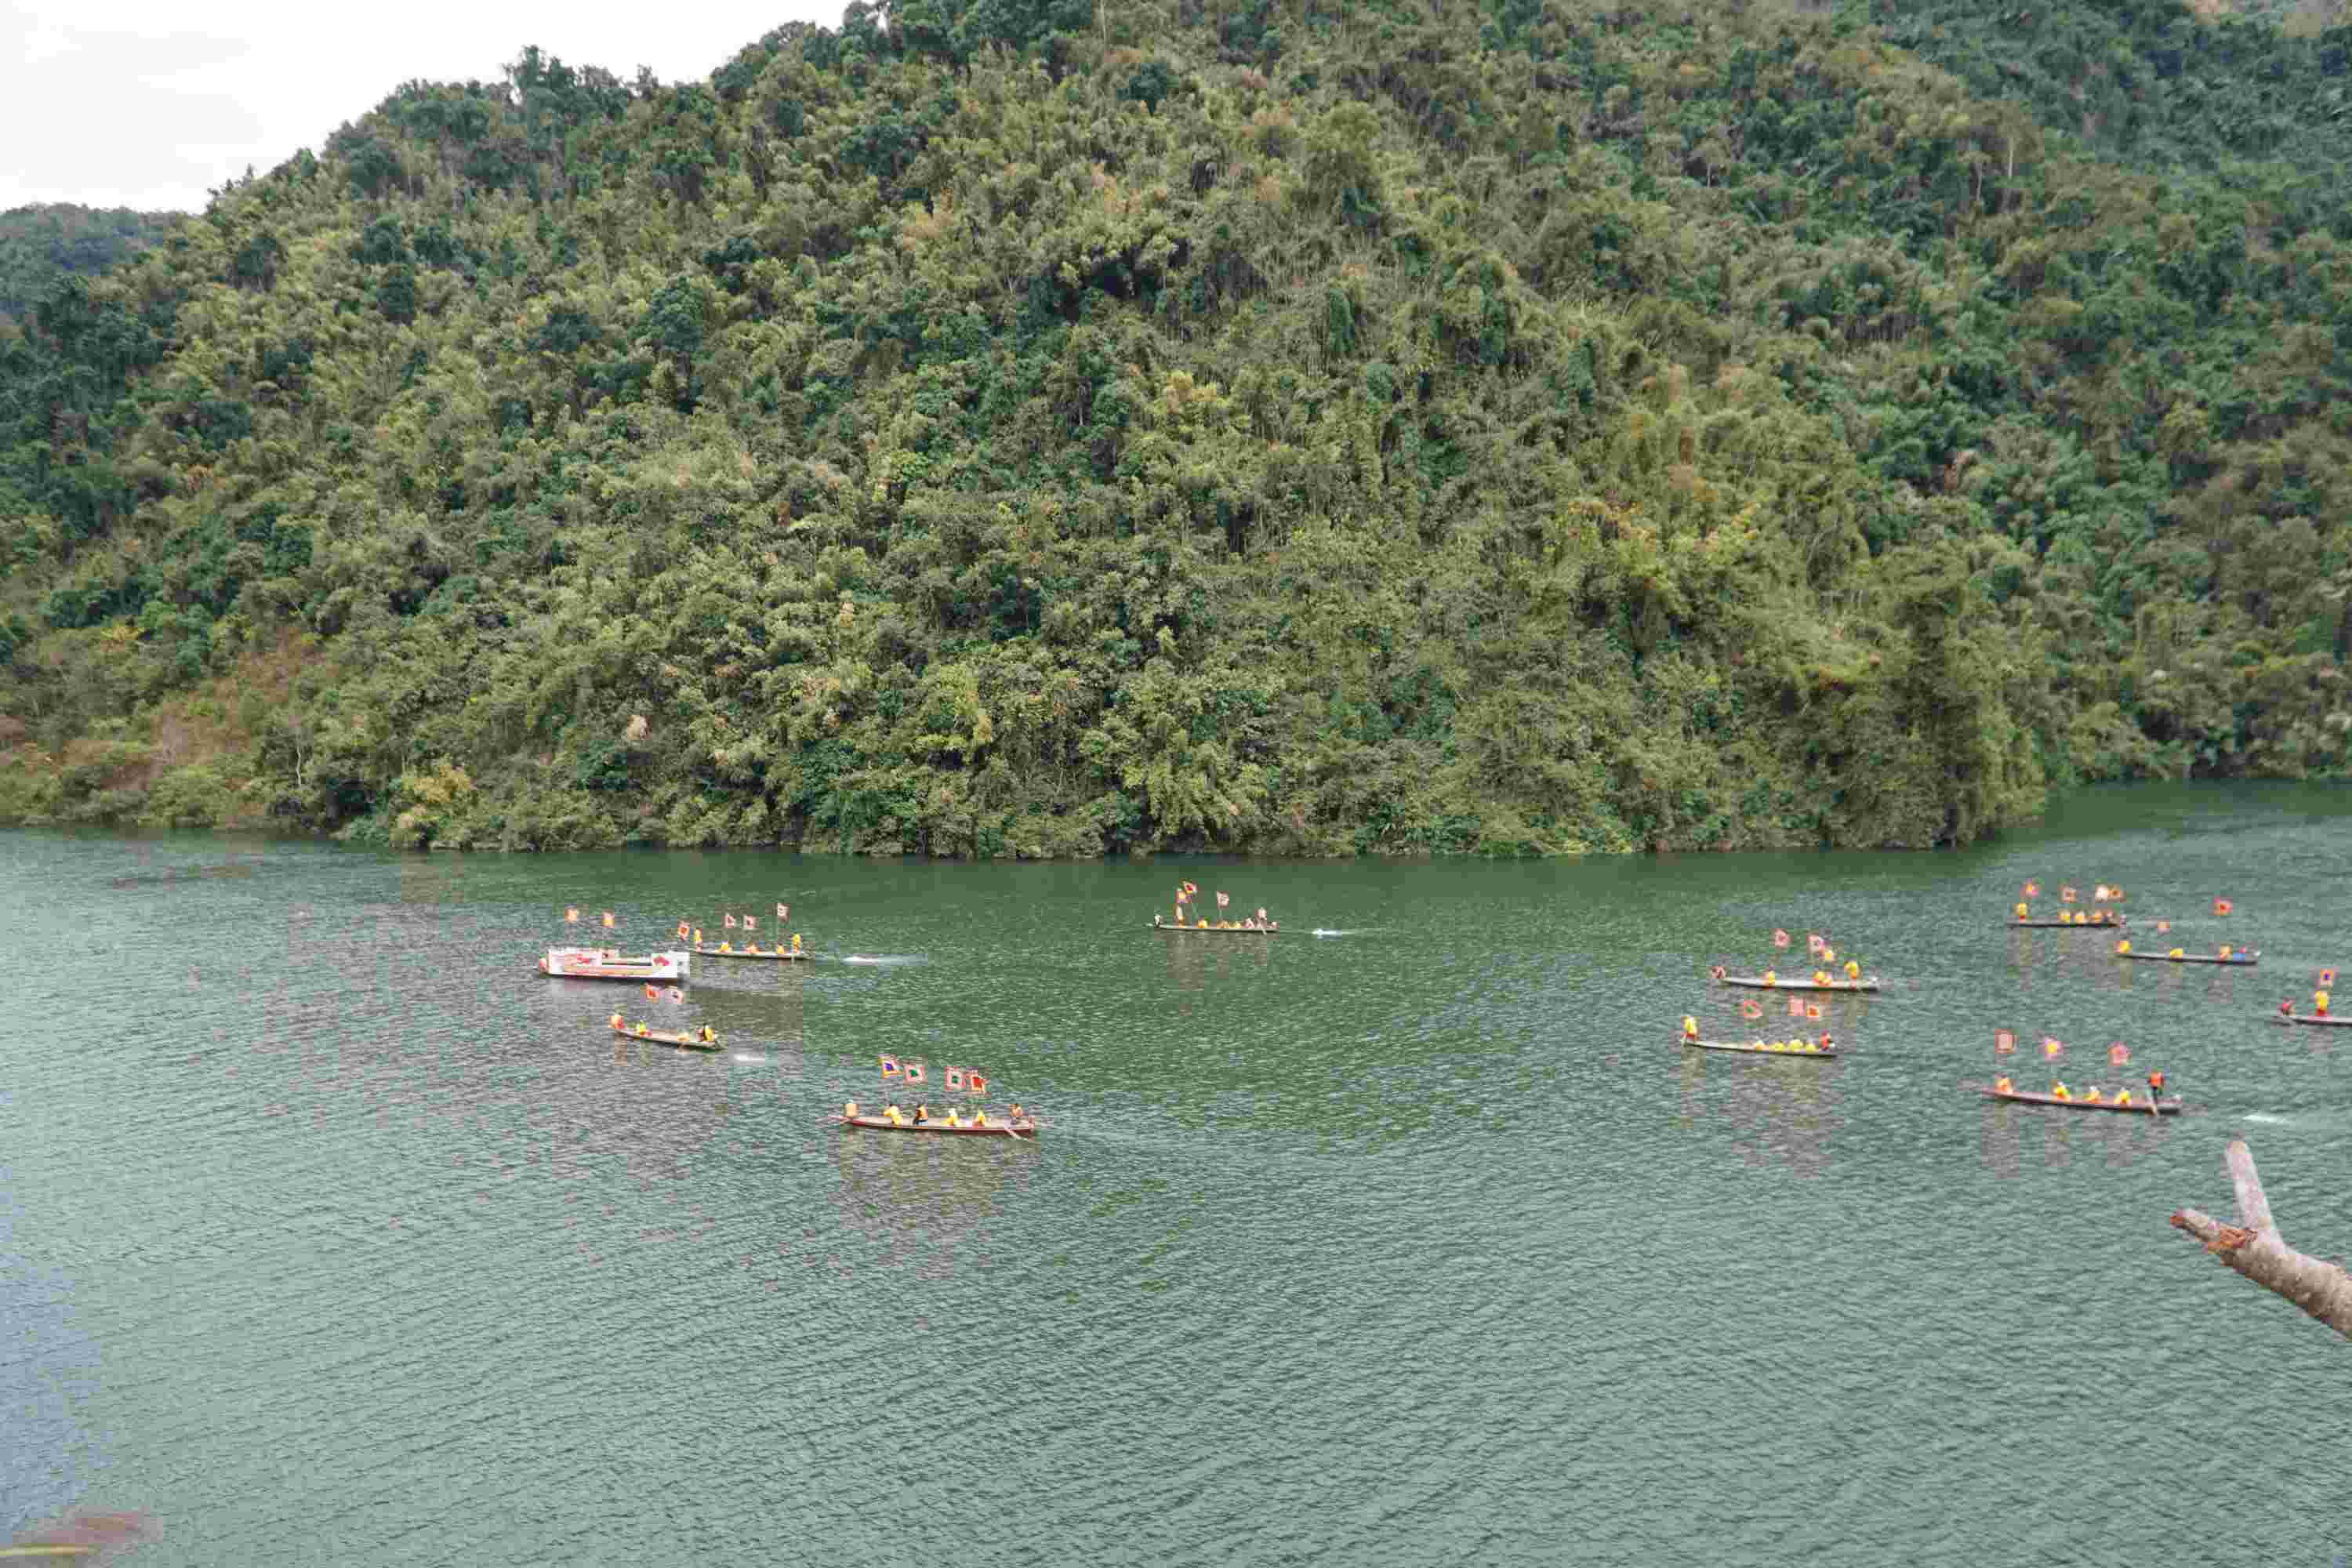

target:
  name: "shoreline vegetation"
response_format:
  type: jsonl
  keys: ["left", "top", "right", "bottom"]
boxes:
{"left": 2, "top": 0, "right": 2348, "bottom": 857}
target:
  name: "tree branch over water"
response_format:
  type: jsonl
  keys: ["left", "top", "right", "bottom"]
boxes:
{"left": 2170, "top": 1141, "right": 2352, "bottom": 1341}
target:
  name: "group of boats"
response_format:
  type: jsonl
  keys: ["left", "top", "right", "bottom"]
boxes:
{"left": 1682, "top": 890, "right": 2221, "bottom": 1116}
{"left": 541, "top": 904, "right": 1038, "bottom": 1140}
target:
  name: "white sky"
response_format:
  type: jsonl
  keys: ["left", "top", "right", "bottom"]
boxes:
{"left": 1, "top": 0, "right": 849, "bottom": 213}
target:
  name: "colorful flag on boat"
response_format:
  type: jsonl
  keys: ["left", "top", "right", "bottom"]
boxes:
{"left": 2213, "top": 897, "right": 2234, "bottom": 916}
{"left": 880, "top": 1055, "right": 901, "bottom": 1079}
{"left": 967, "top": 1071, "right": 988, "bottom": 1095}
{"left": 904, "top": 1062, "right": 926, "bottom": 1084}
{"left": 2023, "top": 881, "right": 2039, "bottom": 898}
{"left": 724, "top": 914, "right": 736, "bottom": 928}
{"left": 676, "top": 920, "right": 690, "bottom": 939}
{"left": 565, "top": 907, "right": 580, "bottom": 924}
{"left": 1806, "top": 1004, "right": 1822, "bottom": 1020}
{"left": 1788, "top": 997, "right": 1805, "bottom": 1017}
{"left": 2109, "top": 1044, "right": 2130, "bottom": 1065}
{"left": 1740, "top": 1000, "right": 1762, "bottom": 1019}
{"left": 644, "top": 984, "right": 659, "bottom": 1000}
{"left": 1807, "top": 933, "right": 1824, "bottom": 955}
{"left": 665, "top": 987, "right": 683, "bottom": 1003}
{"left": 2156, "top": 920, "right": 2171, "bottom": 934}
{"left": 777, "top": 902, "right": 789, "bottom": 921}
{"left": 1995, "top": 1029, "right": 2015, "bottom": 1054}
{"left": 946, "top": 1067, "right": 965, "bottom": 1092}
{"left": 2042, "top": 1037, "right": 2064, "bottom": 1059}
{"left": 746, "top": 916, "right": 757, "bottom": 931}
{"left": 1216, "top": 891, "right": 1229, "bottom": 909}
{"left": 2323, "top": 968, "right": 2338, "bottom": 987}
{"left": 2060, "top": 887, "right": 2076, "bottom": 904}
{"left": 1773, "top": 929, "right": 1789, "bottom": 948}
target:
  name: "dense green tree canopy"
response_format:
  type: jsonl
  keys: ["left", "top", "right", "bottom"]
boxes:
{"left": 0, "top": 0, "right": 2346, "bottom": 854}
{"left": 0, "top": 204, "right": 184, "bottom": 322}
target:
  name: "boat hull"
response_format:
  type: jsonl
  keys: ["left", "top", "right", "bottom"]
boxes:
{"left": 842, "top": 1115, "right": 1036, "bottom": 1138}
{"left": 2006, "top": 919, "right": 2125, "bottom": 929}
{"left": 692, "top": 945, "right": 808, "bottom": 961}
{"left": 1715, "top": 977, "right": 1881, "bottom": 993}
{"left": 1151, "top": 922, "right": 1281, "bottom": 935}
{"left": 1683, "top": 1039, "right": 1838, "bottom": 1058}
{"left": 2273, "top": 1014, "right": 2352, "bottom": 1028}
{"left": 2118, "top": 952, "right": 2258, "bottom": 966}
{"left": 610, "top": 1023, "right": 720, "bottom": 1052}
{"left": 1973, "top": 1086, "right": 2181, "bottom": 1115}
{"left": 540, "top": 948, "right": 690, "bottom": 982}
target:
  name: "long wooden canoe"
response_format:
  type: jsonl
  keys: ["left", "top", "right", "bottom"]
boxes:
{"left": 1152, "top": 920, "right": 1283, "bottom": 935}
{"left": 1683, "top": 1038, "right": 1839, "bottom": 1058}
{"left": 2007, "top": 917, "right": 2125, "bottom": 929}
{"left": 691, "top": 944, "right": 808, "bottom": 961}
{"left": 2272, "top": 1013, "right": 2352, "bottom": 1028}
{"left": 2118, "top": 951, "right": 2259, "bottom": 966}
{"left": 1972, "top": 1085, "right": 2181, "bottom": 1115}
{"left": 1714, "top": 975, "right": 1882, "bottom": 993}
{"left": 539, "top": 948, "right": 690, "bottom": 981}
{"left": 840, "top": 1114, "right": 1037, "bottom": 1138}
{"left": 611, "top": 1022, "right": 722, "bottom": 1051}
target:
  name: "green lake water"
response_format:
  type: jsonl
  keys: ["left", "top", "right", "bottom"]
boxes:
{"left": 5, "top": 781, "right": 2350, "bottom": 1564}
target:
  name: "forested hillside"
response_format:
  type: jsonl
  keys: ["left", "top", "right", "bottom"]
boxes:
{"left": 0, "top": 204, "right": 184, "bottom": 322}
{"left": 1, "top": 0, "right": 2347, "bottom": 855}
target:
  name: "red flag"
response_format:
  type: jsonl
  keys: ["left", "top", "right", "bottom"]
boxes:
{"left": 1773, "top": 929, "right": 1790, "bottom": 948}
{"left": 676, "top": 920, "right": 689, "bottom": 939}
{"left": 745, "top": 915, "right": 757, "bottom": 931}
{"left": 1805, "top": 1003, "right": 1822, "bottom": 1020}
{"left": 2108, "top": 1043, "right": 2130, "bottom": 1066}
{"left": 1787, "top": 997, "right": 1805, "bottom": 1017}
{"left": 2042, "top": 1037, "right": 2063, "bottom": 1059}
{"left": 644, "top": 984, "right": 659, "bottom": 1000}
{"left": 967, "top": 1071, "right": 988, "bottom": 1095}
{"left": 1994, "top": 1029, "right": 2015, "bottom": 1054}
{"left": 2212, "top": 897, "right": 2234, "bottom": 916}
{"left": 724, "top": 914, "right": 736, "bottom": 928}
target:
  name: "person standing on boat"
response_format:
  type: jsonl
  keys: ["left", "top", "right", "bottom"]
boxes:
{"left": 2147, "top": 1070, "right": 2165, "bottom": 1104}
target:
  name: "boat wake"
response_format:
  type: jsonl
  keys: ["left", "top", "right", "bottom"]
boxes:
{"left": 843, "top": 953, "right": 922, "bottom": 966}
{"left": 1312, "top": 928, "right": 1352, "bottom": 938}
{"left": 730, "top": 1053, "right": 769, "bottom": 1065}
{"left": 2242, "top": 1112, "right": 2292, "bottom": 1125}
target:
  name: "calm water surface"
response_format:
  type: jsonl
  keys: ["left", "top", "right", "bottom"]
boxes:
{"left": 5, "top": 782, "right": 2350, "bottom": 1564}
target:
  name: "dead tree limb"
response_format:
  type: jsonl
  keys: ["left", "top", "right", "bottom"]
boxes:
{"left": 2171, "top": 1140, "right": 2352, "bottom": 1341}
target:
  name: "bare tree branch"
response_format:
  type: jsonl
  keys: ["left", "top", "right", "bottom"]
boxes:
{"left": 2171, "top": 1140, "right": 2352, "bottom": 1341}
